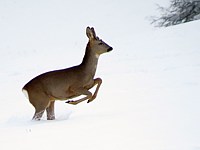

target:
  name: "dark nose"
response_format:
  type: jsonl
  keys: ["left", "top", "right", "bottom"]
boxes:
{"left": 107, "top": 47, "right": 113, "bottom": 52}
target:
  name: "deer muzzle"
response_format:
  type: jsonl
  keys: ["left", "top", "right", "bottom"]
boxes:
{"left": 107, "top": 47, "right": 113, "bottom": 52}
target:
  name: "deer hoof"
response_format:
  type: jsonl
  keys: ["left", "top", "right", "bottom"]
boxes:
{"left": 66, "top": 100, "right": 78, "bottom": 105}
{"left": 87, "top": 96, "right": 96, "bottom": 103}
{"left": 87, "top": 99, "right": 93, "bottom": 103}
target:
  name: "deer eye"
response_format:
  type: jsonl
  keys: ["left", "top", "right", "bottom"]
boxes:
{"left": 98, "top": 43, "right": 103, "bottom": 45}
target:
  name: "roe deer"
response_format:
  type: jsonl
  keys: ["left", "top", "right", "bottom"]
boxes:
{"left": 22, "top": 27, "right": 113, "bottom": 120}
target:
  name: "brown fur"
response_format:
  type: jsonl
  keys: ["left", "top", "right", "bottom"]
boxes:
{"left": 22, "top": 27, "right": 113, "bottom": 120}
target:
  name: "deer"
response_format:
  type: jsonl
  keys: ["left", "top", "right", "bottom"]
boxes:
{"left": 22, "top": 27, "right": 113, "bottom": 120}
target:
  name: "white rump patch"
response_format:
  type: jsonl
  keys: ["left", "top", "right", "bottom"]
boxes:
{"left": 95, "top": 54, "right": 100, "bottom": 59}
{"left": 22, "top": 89, "right": 29, "bottom": 99}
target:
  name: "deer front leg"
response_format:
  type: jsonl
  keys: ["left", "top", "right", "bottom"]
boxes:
{"left": 66, "top": 88, "right": 92, "bottom": 105}
{"left": 87, "top": 78, "right": 102, "bottom": 103}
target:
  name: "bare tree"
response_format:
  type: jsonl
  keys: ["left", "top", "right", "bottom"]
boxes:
{"left": 151, "top": 0, "right": 200, "bottom": 27}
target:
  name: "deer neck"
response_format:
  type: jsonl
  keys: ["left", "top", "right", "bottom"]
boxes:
{"left": 80, "top": 43, "right": 99, "bottom": 77}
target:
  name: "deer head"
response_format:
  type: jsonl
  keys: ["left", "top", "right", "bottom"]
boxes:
{"left": 86, "top": 27, "right": 113, "bottom": 56}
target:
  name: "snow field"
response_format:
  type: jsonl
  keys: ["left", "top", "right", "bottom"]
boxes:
{"left": 0, "top": 0, "right": 200, "bottom": 150}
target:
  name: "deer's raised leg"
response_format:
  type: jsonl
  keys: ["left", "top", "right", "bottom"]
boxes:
{"left": 87, "top": 78, "right": 102, "bottom": 103}
{"left": 66, "top": 88, "right": 92, "bottom": 105}
{"left": 66, "top": 78, "right": 102, "bottom": 105}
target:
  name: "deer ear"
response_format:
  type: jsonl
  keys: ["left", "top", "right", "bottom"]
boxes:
{"left": 86, "top": 27, "right": 96, "bottom": 40}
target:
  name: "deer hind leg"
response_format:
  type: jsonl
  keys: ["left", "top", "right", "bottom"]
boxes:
{"left": 87, "top": 78, "right": 102, "bottom": 103}
{"left": 33, "top": 110, "right": 45, "bottom": 121}
{"left": 46, "top": 101, "right": 55, "bottom": 120}
{"left": 66, "top": 88, "right": 92, "bottom": 105}
{"left": 29, "top": 93, "right": 50, "bottom": 121}
{"left": 32, "top": 100, "right": 50, "bottom": 121}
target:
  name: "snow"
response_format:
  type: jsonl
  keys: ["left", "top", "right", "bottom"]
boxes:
{"left": 0, "top": 0, "right": 200, "bottom": 150}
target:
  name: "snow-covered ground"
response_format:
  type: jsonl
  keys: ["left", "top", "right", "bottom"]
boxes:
{"left": 0, "top": 0, "right": 199, "bottom": 150}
